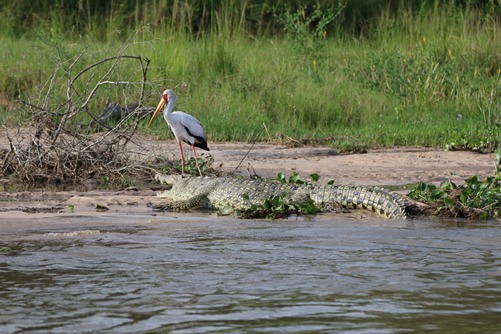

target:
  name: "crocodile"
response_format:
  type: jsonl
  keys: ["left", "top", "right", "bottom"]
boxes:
{"left": 153, "top": 174, "right": 407, "bottom": 219}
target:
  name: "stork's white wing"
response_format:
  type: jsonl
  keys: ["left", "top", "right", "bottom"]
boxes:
{"left": 174, "top": 111, "right": 206, "bottom": 138}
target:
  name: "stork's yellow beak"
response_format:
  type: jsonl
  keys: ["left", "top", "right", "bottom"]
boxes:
{"left": 148, "top": 98, "right": 166, "bottom": 127}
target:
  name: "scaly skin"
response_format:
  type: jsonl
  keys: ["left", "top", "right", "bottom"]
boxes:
{"left": 154, "top": 174, "right": 407, "bottom": 219}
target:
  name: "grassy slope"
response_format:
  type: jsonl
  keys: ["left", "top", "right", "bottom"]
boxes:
{"left": 0, "top": 3, "right": 500, "bottom": 152}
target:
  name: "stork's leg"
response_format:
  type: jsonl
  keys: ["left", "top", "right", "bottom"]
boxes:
{"left": 178, "top": 141, "right": 185, "bottom": 176}
{"left": 191, "top": 144, "right": 203, "bottom": 176}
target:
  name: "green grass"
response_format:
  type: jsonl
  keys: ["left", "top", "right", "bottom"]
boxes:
{"left": 1, "top": 1, "right": 500, "bottom": 152}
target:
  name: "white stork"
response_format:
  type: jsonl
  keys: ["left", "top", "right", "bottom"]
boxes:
{"left": 148, "top": 89, "right": 210, "bottom": 176}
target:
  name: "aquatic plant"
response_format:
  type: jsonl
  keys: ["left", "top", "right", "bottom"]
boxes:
{"left": 235, "top": 172, "right": 325, "bottom": 218}
{"left": 408, "top": 171, "right": 501, "bottom": 220}
{"left": 239, "top": 192, "right": 318, "bottom": 219}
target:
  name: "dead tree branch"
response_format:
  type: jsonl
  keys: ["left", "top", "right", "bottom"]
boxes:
{"left": 2, "top": 43, "right": 153, "bottom": 184}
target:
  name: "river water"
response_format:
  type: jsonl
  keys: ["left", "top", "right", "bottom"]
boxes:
{"left": 0, "top": 212, "right": 500, "bottom": 333}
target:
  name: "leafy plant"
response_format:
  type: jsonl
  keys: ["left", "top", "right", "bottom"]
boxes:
{"left": 174, "top": 155, "right": 214, "bottom": 176}
{"left": 0, "top": 247, "right": 12, "bottom": 253}
{"left": 99, "top": 173, "right": 134, "bottom": 189}
{"left": 101, "top": 175, "right": 110, "bottom": 185}
{"left": 239, "top": 192, "right": 318, "bottom": 219}
{"left": 114, "top": 174, "right": 135, "bottom": 189}
{"left": 408, "top": 173, "right": 501, "bottom": 220}
{"left": 276, "top": 5, "right": 330, "bottom": 56}
{"left": 273, "top": 171, "right": 320, "bottom": 184}
{"left": 274, "top": 3, "right": 345, "bottom": 82}
{"left": 232, "top": 172, "right": 338, "bottom": 218}
{"left": 444, "top": 126, "right": 500, "bottom": 152}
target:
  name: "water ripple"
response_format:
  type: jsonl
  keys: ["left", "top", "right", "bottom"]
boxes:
{"left": 0, "top": 216, "right": 500, "bottom": 333}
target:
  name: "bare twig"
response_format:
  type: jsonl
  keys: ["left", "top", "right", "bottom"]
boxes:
{"left": 232, "top": 128, "right": 263, "bottom": 174}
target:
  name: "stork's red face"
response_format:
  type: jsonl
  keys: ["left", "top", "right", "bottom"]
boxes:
{"left": 148, "top": 91, "right": 170, "bottom": 127}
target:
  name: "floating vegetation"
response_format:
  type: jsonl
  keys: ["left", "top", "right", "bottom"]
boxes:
{"left": 238, "top": 192, "right": 319, "bottom": 219}
{"left": 408, "top": 174, "right": 501, "bottom": 220}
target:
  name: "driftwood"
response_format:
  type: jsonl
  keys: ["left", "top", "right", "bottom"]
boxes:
{"left": 2, "top": 42, "right": 154, "bottom": 184}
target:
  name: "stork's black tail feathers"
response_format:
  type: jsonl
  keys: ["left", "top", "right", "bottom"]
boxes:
{"left": 193, "top": 136, "right": 210, "bottom": 151}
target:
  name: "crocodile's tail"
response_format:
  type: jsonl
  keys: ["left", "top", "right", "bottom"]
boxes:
{"left": 319, "top": 185, "right": 407, "bottom": 219}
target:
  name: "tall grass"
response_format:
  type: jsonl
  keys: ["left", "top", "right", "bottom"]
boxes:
{"left": 1, "top": 0, "right": 500, "bottom": 151}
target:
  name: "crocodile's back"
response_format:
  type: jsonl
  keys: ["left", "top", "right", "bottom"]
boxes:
{"left": 308, "top": 185, "right": 406, "bottom": 219}
{"left": 205, "top": 178, "right": 406, "bottom": 219}
{"left": 206, "top": 177, "right": 301, "bottom": 210}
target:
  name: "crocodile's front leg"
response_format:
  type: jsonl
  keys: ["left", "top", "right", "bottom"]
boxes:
{"left": 155, "top": 173, "right": 183, "bottom": 185}
{"left": 153, "top": 192, "right": 210, "bottom": 211}
{"left": 153, "top": 173, "right": 214, "bottom": 211}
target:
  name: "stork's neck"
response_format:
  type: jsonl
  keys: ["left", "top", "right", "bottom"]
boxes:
{"left": 163, "top": 95, "right": 176, "bottom": 121}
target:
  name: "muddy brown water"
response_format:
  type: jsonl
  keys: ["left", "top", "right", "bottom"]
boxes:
{"left": 1, "top": 210, "right": 500, "bottom": 333}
